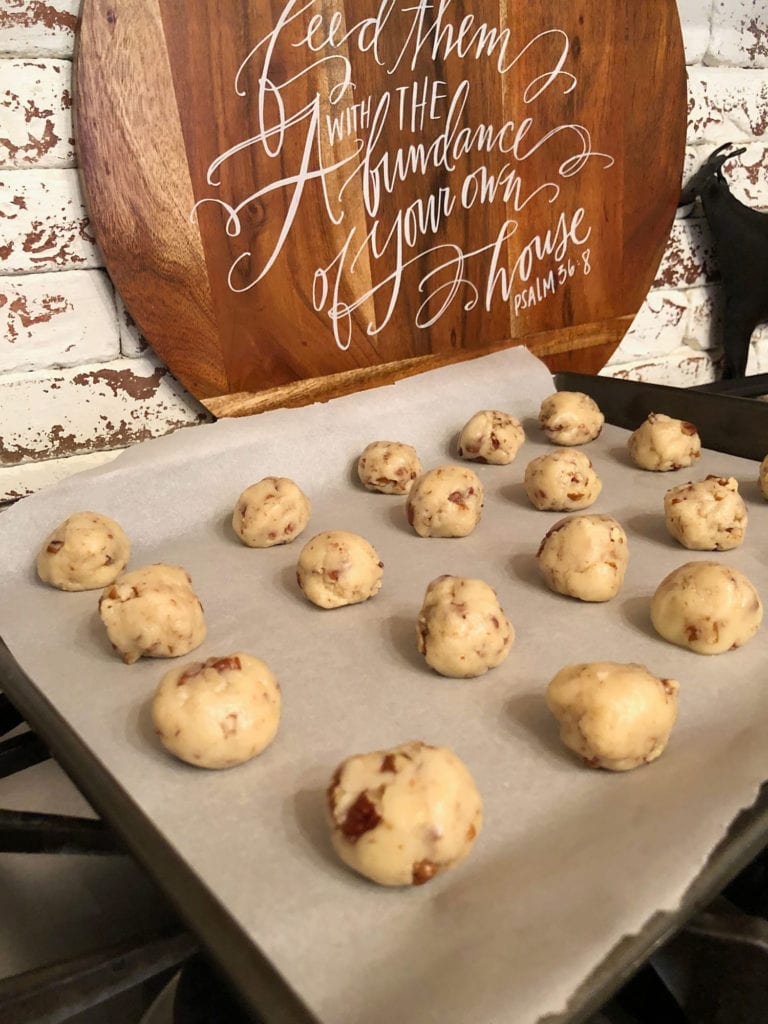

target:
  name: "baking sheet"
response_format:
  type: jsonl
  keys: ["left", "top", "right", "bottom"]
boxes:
{"left": 2, "top": 347, "right": 768, "bottom": 1024}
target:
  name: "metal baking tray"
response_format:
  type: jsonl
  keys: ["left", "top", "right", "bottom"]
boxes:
{"left": 554, "top": 371, "right": 768, "bottom": 462}
{"left": 2, "top": 641, "right": 768, "bottom": 1024}
{"left": 1, "top": 352, "right": 768, "bottom": 1023}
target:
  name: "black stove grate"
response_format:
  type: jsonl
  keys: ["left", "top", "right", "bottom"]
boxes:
{"left": 1, "top": 688, "right": 767, "bottom": 1024}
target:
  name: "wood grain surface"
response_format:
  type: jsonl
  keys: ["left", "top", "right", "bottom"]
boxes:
{"left": 74, "top": 0, "right": 686, "bottom": 408}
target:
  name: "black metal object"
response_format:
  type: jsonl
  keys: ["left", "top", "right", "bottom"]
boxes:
{"left": 585, "top": 899, "right": 768, "bottom": 1024}
{"left": 682, "top": 143, "right": 768, "bottom": 380}
{"left": 724, "top": 847, "right": 768, "bottom": 919}
{"left": 0, "top": 731, "right": 50, "bottom": 779}
{"left": 542, "top": 780, "right": 768, "bottom": 1024}
{"left": 174, "top": 953, "right": 262, "bottom": 1024}
{"left": 596, "top": 962, "right": 688, "bottom": 1024}
{"left": 3, "top": 620, "right": 768, "bottom": 1024}
{"left": 663, "top": 902, "right": 768, "bottom": 1024}
{"left": 582, "top": 850, "right": 768, "bottom": 1024}
{"left": 0, "top": 928, "right": 197, "bottom": 1024}
{"left": 553, "top": 371, "right": 768, "bottom": 461}
{"left": 0, "top": 808, "right": 124, "bottom": 855}
{"left": 692, "top": 371, "right": 768, "bottom": 398}
{"left": 0, "top": 673, "right": 195, "bottom": 1020}
{"left": 0, "top": 692, "right": 23, "bottom": 736}
{"left": 0, "top": 638, "right": 322, "bottom": 1024}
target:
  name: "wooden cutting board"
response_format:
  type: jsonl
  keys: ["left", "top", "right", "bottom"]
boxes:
{"left": 74, "top": 0, "right": 686, "bottom": 415}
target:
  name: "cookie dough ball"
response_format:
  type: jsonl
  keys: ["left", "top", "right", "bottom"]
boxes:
{"left": 232, "top": 477, "right": 311, "bottom": 548}
{"left": 537, "top": 514, "right": 628, "bottom": 602}
{"left": 539, "top": 391, "right": 604, "bottom": 446}
{"left": 327, "top": 740, "right": 482, "bottom": 886}
{"left": 417, "top": 576, "right": 514, "bottom": 678}
{"left": 357, "top": 441, "right": 422, "bottom": 494}
{"left": 406, "top": 466, "right": 484, "bottom": 538}
{"left": 296, "top": 531, "right": 383, "bottom": 609}
{"left": 546, "top": 662, "right": 679, "bottom": 771}
{"left": 664, "top": 476, "right": 747, "bottom": 551}
{"left": 457, "top": 410, "right": 524, "bottom": 465}
{"left": 99, "top": 564, "right": 206, "bottom": 664}
{"left": 651, "top": 561, "right": 762, "bottom": 654}
{"left": 759, "top": 456, "right": 768, "bottom": 499}
{"left": 524, "top": 449, "right": 602, "bottom": 511}
{"left": 36, "top": 512, "right": 130, "bottom": 591}
{"left": 628, "top": 413, "right": 701, "bottom": 471}
{"left": 152, "top": 653, "right": 280, "bottom": 769}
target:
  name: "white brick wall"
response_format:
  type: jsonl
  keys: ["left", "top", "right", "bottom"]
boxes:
{"left": 0, "top": 269, "right": 119, "bottom": 372}
{"left": 708, "top": 0, "right": 768, "bottom": 68}
{"left": 0, "top": 59, "right": 75, "bottom": 168}
{"left": 602, "top": 0, "right": 768, "bottom": 386}
{"left": 0, "top": 1, "right": 766, "bottom": 502}
{"left": 0, "top": 169, "right": 99, "bottom": 273}
{"left": 0, "top": 1, "right": 80, "bottom": 59}
{"left": 0, "top": 1, "right": 211, "bottom": 503}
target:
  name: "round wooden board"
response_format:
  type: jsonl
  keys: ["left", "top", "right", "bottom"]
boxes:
{"left": 74, "top": 0, "right": 686, "bottom": 409}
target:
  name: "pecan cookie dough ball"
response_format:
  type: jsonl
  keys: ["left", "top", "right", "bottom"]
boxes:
{"left": 628, "top": 413, "right": 701, "bottom": 471}
{"left": 327, "top": 740, "right": 482, "bottom": 887}
{"left": 759, "top": 456, "right": 768, "bottom": 499}
{"left": 232, "top": 477, "right": 311, "bottom": 548}
{"left": 99, "top": 564, "right": 206, "bottom": 665}
{"left": 664, "top": 476, "right": 747, "bottom": 551}
{"left": 524, "top": 449, "right": 602, "bottom": 512}
{"left": 296, "top": 531, "right": 383, "bottom": 609}
{"left": 36, "top": 511, "right": 130, "bottom": 591}
{"left": 546, "top": 662, "right": 679, "bottom": 771}
{"left": 539, "top": 391, "right": 604, "bottom": 446}
{"left": 406, "top": 465, "right": 484, "bottom": 538}
{"left": 537, "top": 514, "right": 628, "bottom": 602}
{"left": 357, "top": 441, "right": 422, "bottom": 495}
{"left": 457, "top": 410, "right": 525, "bottom": 465}
{"left": 417, "top": 575, "right": 514, "bottom": 678}
{"left": 651, "top": 561, "right": 762, "bottom": 654}
{"left": 152, "top": 653, "right": 280, "bottom": 769}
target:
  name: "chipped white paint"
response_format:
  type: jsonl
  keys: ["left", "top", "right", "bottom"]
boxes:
{"left": 745, "top": 328, "right": 768, "bottom": 373}
{"left": 727, "top": 146, "right": 768, "bottom": 207}
{"left": 0, "top": 354, "right": 211, "bottom": 469}
{"left": 0, "top": 269, "right": 119, "bottom": 373}
{"left": 684, "top": 284, "right": 722, "bottom": 350}
{"left": 688, "top": 68, "right": 768, "bottom": 144}
{"left": 707, "top": 0, "right": 768, "bottom": 69}
{"left": 602, "top": 346, "right": 718, "bottom": 387}
{"left": 0, "top": 58, "right": 74, "bottom": 168}
{"left": 654, "top": 216, "right": 718, "bottom": 289}
{"left": 607, "top": 321, "right": 768, "bottom": 388}
{"left": 606, "top": 291, "right": 689, "bottom": 362}
{"left": 0, "top": 168, "right": 102, "bottom": 274}
{"left": 0, "top": 1, "right": 79, "bottom": 60}
{"left": 681, "top": 147, "right": 700, "bottom": 186}
{"left": 677, "top": 0, "right": 714, "bottom": 64}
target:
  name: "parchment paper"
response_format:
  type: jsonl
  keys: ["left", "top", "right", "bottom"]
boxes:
{"left": 2, "top": 347, "right": 768, "bottom": 1024}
